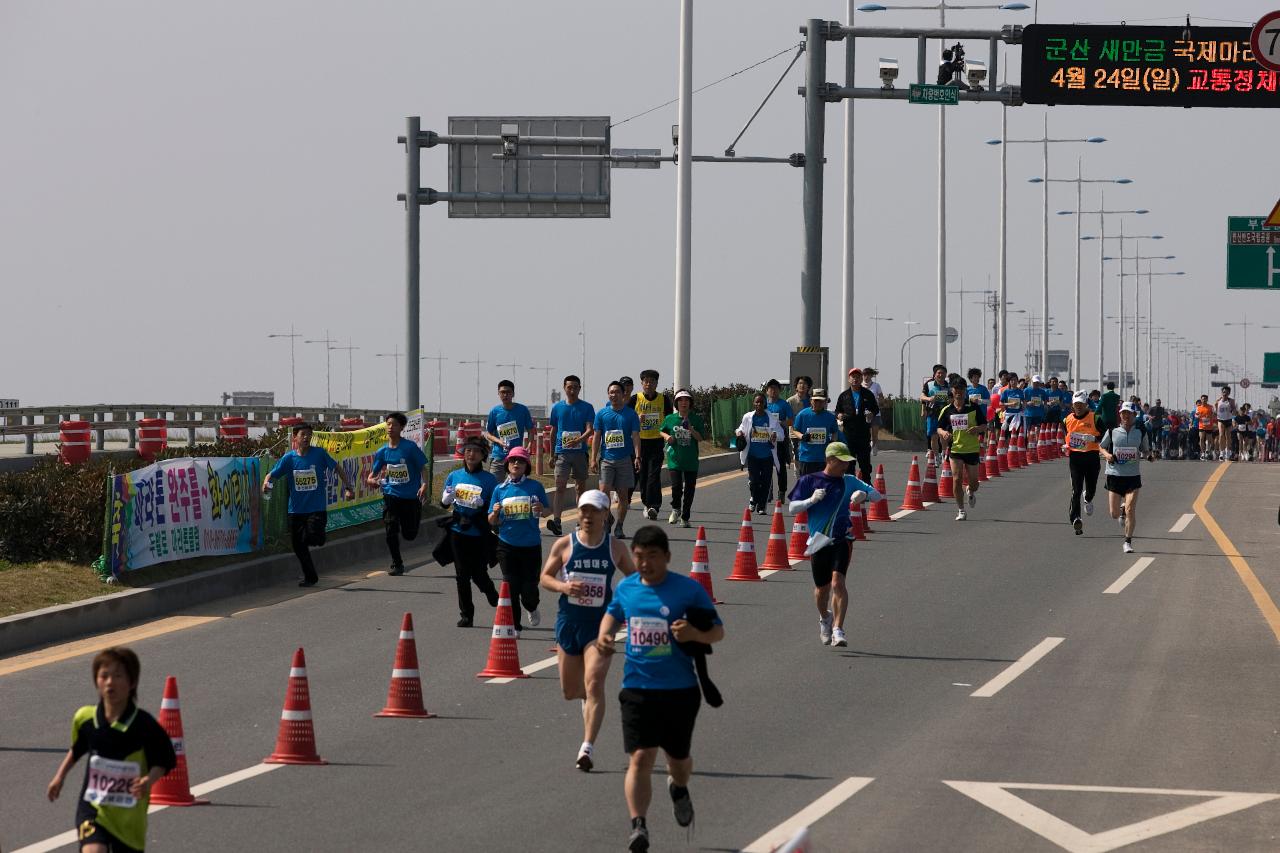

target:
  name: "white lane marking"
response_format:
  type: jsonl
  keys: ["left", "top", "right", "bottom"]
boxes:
{"left": 1169, "top": 512, "right": 1196, "bottom": 533}
{"left": 1103, "top": 557, "right": 1155, "bottom": 595}
{"left": 759, "top": 569, "right": 779, "bottom": 578}
{"left": 488, "top": 630, "right": 625, "bottom": 684}
{"left": 741, "top": 776, "right": 876, "bottom": 853}
{"left": 13, "top": 764, "right": 285, "bottom": 853}
{"left": 970, "top": 637, "right": 1064, "bottom": 698}
{"left": 944, "top": 780, "right": 1280, "bottom": 853}
{"left": 889, "top": 509, "right": 915, "bottom": 520}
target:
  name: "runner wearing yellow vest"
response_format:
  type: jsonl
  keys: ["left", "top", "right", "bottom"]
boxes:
{"left": 629, "top": 370, "right": 673, "bottom": 520}
{"left": 1064, "top": 391, "right": 1103, "bottom": 535}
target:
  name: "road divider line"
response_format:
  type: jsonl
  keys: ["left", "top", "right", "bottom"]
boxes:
{"left": 1193, "top": 462, "right": 1280, "bottom": 644}
{"left": 971, "top": 637, "right": 1064, "bottom": 698}
{"left": 889, "top": 509, "right": 915, "bottom": 520}
{"left": 1104, "top": 557, "right": 1155, "bottom": 595}
{"left": 487, "top": 630, "right": 625, "bottom": 684}
{"left": 741, "top": 776, "right": 876, "bottom": 853}
{"left": 759, "top": 569, "right": 780, "bottom": 578}
{"left": 1169, "top": 512, "right": 1196, "bottom": 533}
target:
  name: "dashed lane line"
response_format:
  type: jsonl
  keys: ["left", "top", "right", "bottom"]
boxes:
{"left": 1103, "top": 558, "right": 1155, "bottom": 595}
{"left": 1169, "top": 512, "right": 1196, "bottom": 533}
{"left": 970, "top": 637, "right": 1064, "bottom": 698}
{"left": 741, "top": 777, "right": 877, "bottom": 853}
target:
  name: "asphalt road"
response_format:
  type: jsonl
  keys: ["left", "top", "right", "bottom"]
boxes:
{"left": 3, "top": 451, "right": 1278, "bottom": 852}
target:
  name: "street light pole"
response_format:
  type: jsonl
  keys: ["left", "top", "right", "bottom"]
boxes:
{"left": 899, "top": 320, "right": 920, "bottom": 397}
{"left": 421, "top": 351, "right": 446, "bottom": 413}
{"left": 673, "top": 0, "right": 693, "bottom": 391}
{"left": 267, "top": 325, "right": 302, "bottom": 406}
{"left": 868, "top": 310, "right": 895, "bottom": 374}
{"left": 304, "top": 330, "right": 338, "bottom": 407}
{"left": 375, "top": 348, "right": 403, "bottom": 410}
{"left": 457, "top": 354, "right": 486, "bottom": 414}
{"left": 329, "top": 340, "right": 359, "bottom": 408}
{"left": 528, "top": 362, "right": 557, "bottom": 413}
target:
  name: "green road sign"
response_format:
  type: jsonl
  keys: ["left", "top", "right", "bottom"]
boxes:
{"left": 1265, "top": 352, "right": 1280, "bottom": 383}
{"left": 909, "top": 84, "right": 959, "bottom": 105}
{"left": 1226, "top": 216, "right": 1280, "bottom": 289}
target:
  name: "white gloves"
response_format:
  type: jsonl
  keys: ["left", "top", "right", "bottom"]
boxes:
{"left": 441, "top": 485, "right": 456, "bottom": 506}
{"left": 850, "top": 490, "right": 867, "bottom": 506}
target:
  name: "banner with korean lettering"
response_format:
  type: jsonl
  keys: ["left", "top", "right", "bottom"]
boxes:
{"left": 309, "top": 420, "right": 389, "bottom": 530}
{"left": 107, "top": 457, "right": 263, "bottom": 574}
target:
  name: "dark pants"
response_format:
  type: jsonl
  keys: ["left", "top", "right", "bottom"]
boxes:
{"left": 451, "top": 531, "right": 498, "bottom": 620}
{"left": 637, "top": 438, "right": 665, "bottom": 511}
{"left": 382, "top": 496, "right": 422, "bottom": 569}
{"left": 844, "top": 430, "right": 873, "bottom": 482}
{"left": 668, "top": 469, "right": 697, "bottom": 520}
{"left": 1068, "top": 452, "right": 1100, "bottom": 522}
{"left": 746, "top": 455, "right": 774, "bottom": 511}
{"left": 497, "top": 541, "right": 542, "bottom": 629}
{"left": 289, "top": 511, "right": 327, "bottom": 584}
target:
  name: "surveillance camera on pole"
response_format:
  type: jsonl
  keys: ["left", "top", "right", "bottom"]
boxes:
{"left": 966, "top": 59, "right": 987, "bottom": 91}
{"left": 878, "top": 57, "right": 899, "bottom": 90}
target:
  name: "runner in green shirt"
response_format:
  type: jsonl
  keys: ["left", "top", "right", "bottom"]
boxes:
{"left": 935, "top": 377, "right": 989, "bottom": 521}
{"left": 661, "top": 390, "right": 706, "bottom": 528}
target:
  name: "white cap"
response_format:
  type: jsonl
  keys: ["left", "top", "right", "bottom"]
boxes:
{"left": 1120, "top": 401, "right": 1138, "bottom": 414}
{"left": 1072, "top": 391, "right": 1088, "bottom": 404}
{"left": 1031, "top": 374, "right": 1044, "bottom": 384}
{"left": 577, "top": 489, "right": 610, "bottom": 510}
{"left": 674, "top": 390, "right": 693, "bottom": 401}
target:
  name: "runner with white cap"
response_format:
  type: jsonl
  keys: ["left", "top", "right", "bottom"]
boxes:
{"left": 1063, "top": 390, "right": 1104, "bottom": 535}
{"left": 540, "top": 489, "right": 636, "bottom": 771}
{"left": 1100, "top": 402, "right": 1155, "bottom": 553}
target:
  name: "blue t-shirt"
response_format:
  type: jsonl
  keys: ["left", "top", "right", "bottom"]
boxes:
{"left": 490, "top": 477, "right": 548, "bottom": 547}
{"left": 595, "top": 405, "right": 641, "bottom": 461}
{"left": 606, "top": 571, "right": 720, "bottom": 690}
{"left": 268, "top": 447, "right": 339, "bottom": 515}
{"left": 792, "top": 408, "right": 839, "bottom": 463}
{"left": 443, "top": 467, "right": 498, "bottom": 537}
{"left": 966, "top": 384, "right": 991, "bottom": 409}
{"left": 788, "top": 471, "right": 881, "bottom": 543}
{"left": 1057, "top": 388, "right": 1074, "bottom": 414}
{"left": 1000, "top": 386, "right": 1024, "bottom": 413}
{"left": 487, "top": 403, "right": 534, "bottom": 461}
{"left": 558, "top": 531, "right": 620, "bottom": 623}
{"left": 371, "top": 440, "right": 429, "bottom": 500}
{"left": 1088, "top": 398, "right": 1100, "bottom": 413}
{"left": 747, "top": 413, "right": 775, "bottom": 459}
{"left": 767, "top": 399, "right": 795, "bottom": 426}
{"left": 550, "top": 399, "right": 595, "bottom": 455}
{"left": 1024, "top": 386, "right": 1047, "bottom": 420}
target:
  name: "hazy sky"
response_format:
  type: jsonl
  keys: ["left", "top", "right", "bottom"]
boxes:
{"left": 3, "top": 1, "right": 1278, "bottom": 412}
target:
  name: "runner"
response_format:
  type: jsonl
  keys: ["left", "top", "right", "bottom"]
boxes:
{"left": 1215, "top": 386, "right": 1238, "bottom": 461}
{"left": 547, "top": 374, "right": 595, "bottom": 536}
{"left": 46, "top": 647, "right": 176, "bottom": 853}
{"left": 863, "top": 367, "right": 886, "bottom": 455}
{"left": 785, "top": 375, "right": 812, "bottom": 471}
{"left": 488, "top": 446, "right": 549, "bottom": 632}
{"left": 1100, "top": 402, "right": 1155, "bottom": 553}
{"left": 791, "top": 388, "right": 838, "bottom": 475}
{"left": 262, "top": 422, "right": 356, "bottom": 587}
{"left": 920, "top": 364, "right": 950, "bottom": 458}
{"left": 966, "top": 367, "right": 991, "bottom": 413}
{"left": 592, "top": 380, "right": 642, "bottom": 539}
{"left": 483, "top": 379, "right": 535, "bottom": 477}
{"left": 661, "top": 390, "right": 706, "bottom": 528}
{"left": 1147, "top": 399, "right": 1168, "bottom": 456}
{"left": 997, "top": 372, "right": 1024, "bottom": 436}
{"left": 834, "top": 367, "right": 878, "bottom": 482}
{"left": 1195, "top": 394, "right": 1215, "bottom": 461}
{"left": 1023, "top": 375, "right": 1047, "bottom": 439}
{"left": 787, "top": 442, "right": 882, "bottom": 647}
{"left": 737, "top": 393, "right": 785, "bottom": 514}
{"left": 1097, "top": 382, "right": 1121, "bottom": 432}
{"left": 935, "top": 378, "right": 988, "bottom": 521}
{"left": 1043, "top": 377, "right": 1063, "bottom": 425}
{"left": 595, "top": 525, "right": 723, "bottom": 853}
{"left": 764, "top": 379, "right": 795, "bottom": 505}
{"left": 1063, "top": 391, "right": 1103, "bottom": 535}
{"left": 630, "top": 370, "right": 673, "bottom": 521}
{"left": 1235, "top": 404, "right": 1254, "bottom": 461}
{"left": 441, "top": 435, "right": 501, "bottom": 627}
{"left": 1088, "top": 388, "right": 1102, "bottom": 413}
{"left": 366, "top": 412, "right": 429, "bottom": 576}
{"left": 540, "top": 489, "right": 636, "bottom": 772}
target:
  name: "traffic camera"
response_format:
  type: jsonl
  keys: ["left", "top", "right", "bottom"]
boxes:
{"left": 878, "top": 57, "right": 899, "bottom": 89}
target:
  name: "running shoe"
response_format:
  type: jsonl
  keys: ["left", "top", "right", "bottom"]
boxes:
{"left": 680, "top": 518, "right": 691, "bottom": 528}
{"left": 968, "top": 489, "right": 977, "bottom": 508}
{"left": 628, "top": 824, "right": 650, "bottom": 852}
{"left": 1123, "top": 539, "right": 1134, "bottom": 554}
{"left": 388, "top": 564, "right": 405, "bottom": 576}
{"left": 831, "top": 627, "right": 848, "bottom": 647}
{"left": 456, "top": 616, "right": 473, "bottom": 628}
{"left": 1083, "top": 499, "right": 1094, "bottom": 516}
{"left": 819, "top": 612, "right": 833, "bottom": 645}
{"left": 871, "top": 442, "right": 879, "bottom": 455}
{"left": 668, "top": 509, "right": 680, "bottom": 525}
{"left": 955, "top": 509, "right": 967, "bottom": 521}
{"left": 1073, "top": 518, "right": 1083, "bottom": 535}
{"left": 646, "top": 507, "right": 659, "bottom": 521}
{"left": 614, "top": 526, "right": 627, "bottom": 540}
{"left": 528, "top": 607, "right": 541, "bottom": 627}
{"left": 576, "top": 743, "right": 594, "bottom": 772}
{"left": 669, "top": 777, "right": 694, "bottom": 828}
{"left": 546, "top": 518, "right": 563, "bottom": 536}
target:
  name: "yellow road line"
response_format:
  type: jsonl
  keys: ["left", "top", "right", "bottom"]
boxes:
{"left": 1192, "top": 462, "right": 1280, "bottom": 645}
{"left": 0, "top": 616, "right": 222, "bottom": 677}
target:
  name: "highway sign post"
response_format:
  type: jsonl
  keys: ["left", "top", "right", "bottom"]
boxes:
{"left": 1251, "top": 11, "right": 1280, "bottom": 72}
{"left": 1226, "top": 217, "right": 1280, "bottom": 289}
{"left": 1265, "top": 352, "right": 1280, "bottom": 383}
{"left": 909, "top": 83, "right": 959, "bottom": 105}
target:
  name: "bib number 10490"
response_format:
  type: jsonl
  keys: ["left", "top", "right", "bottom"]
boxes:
{"left": 629, "top": 616, "right": 671, "bottom": 655}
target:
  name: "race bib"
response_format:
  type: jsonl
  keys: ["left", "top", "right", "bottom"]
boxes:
{"left": 1236, "top": 423, "right": 1248, "bottom": 432}
{"left": 1029, "top": 396, "right": 1043, "bottom": 407}
{"left": 501, "top": 495, "right": 532, "bottom": 520}
{"left": 1068, "top": 432, "right": 1090, "bottom": 450}
{"left": 496, "top": 420, "right": 519, "bottom": 443}
{"left": 949, "top": 414, "right": 970, "bottom": 430}
{"left": 640, "top": 412, "right": 661, "bottom": 431}
{"left": 933, "top": 392, "right": 948, "bottom": 403}
{"left": 1114, "top": 446, "right": 1138, "bottom": 463}
{"left": 604, "top": 429, "right": 626, "bottom": 450}
{"left": 806, "top": 427, "right": 827, "bottom": 444}
{"left": 568, "top": 571, "right": 607, "bottom": 608}
{"left": 384, "top": 462, "right": 409, "bottom": 485}
{"left": 750, "top": 427, "right": 772, "bottom": 444}
{"left": 453, "top": 483, "right": 483, "bottom": 508}
{"left": 292, "top": 466, "right": 318, "bottom": 492}
{"left": 84, "top": 755, "right": 139, "bottom": 809}
{"left": 559, "top": 430, "right": 582, "bottom": 449}
{"left": 969, "top": 393, "right": 983, "bottom": 405}
{"left": 1005, "top": 400, "right": 1021, "bottom": 410}
{"left": 628, "top": 616, "right": 671, "bottom": 656}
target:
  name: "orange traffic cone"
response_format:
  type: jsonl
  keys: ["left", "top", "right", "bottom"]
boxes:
{"left": 727, "top": 507, "right": 763, "bottom": 581}
{"left": 868, "top": 464, "right": 893, "bottom": 522}
{"left": 899, "top": 456, "right": 926, "bottom": 511}
{"left": 997, "top": 432, "right": 1010, "bottom": 472}
{"left": 849, "top": 499, "right": 867, "bottom": 541}
{"left": 1013, "top": 429, "right": 1026, "bottom": 468}
{"left": 921, "top": 453, "right": 940, "bottom": 502}
{"left": 149, "top": 676, "right": 209, "bottom": 806}
{"left": 860, "top": 500, "right": 873, "bottom": 534}
{"left": 978, "top": 436, "right": 991, "bottom": 482}
{"left": 265, "top": 648, "right": 327, "bottom": 765}
{"left": 376, "top": 613, "right": 436, "bottom": 718}
{"left": 690, "top": 526, "right": 720, "bottom": 603}
{"left": 761, "top": 503, "right": 792, "bottom": 570}
{"left": 788, "top": 510, "right": 810, "bottom": 561}
{"left": 477, "top": 581, "right": 528, "bottom": 678}
{"left": 938, "top": 454, "right": 955, "bottom": 499}
{"left": 986, "top": 433, "right": 1001, "bottom": 478}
